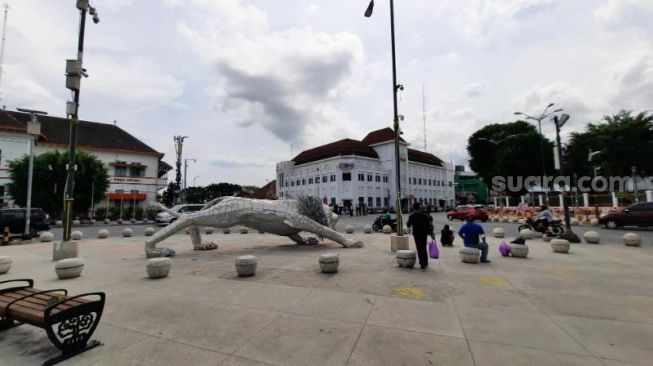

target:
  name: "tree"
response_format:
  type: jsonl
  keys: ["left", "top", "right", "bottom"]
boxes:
{"left": 467, "top": 121, "right": 555, "bottom": 194}
{"left": 7, "top": 150, "right": 110, "bottom": 218}
{"left": 160, "top": 182, "right": 178, "bottom": 207}
{"left": 566, "top": 110, "right": 653, "bottom": 178}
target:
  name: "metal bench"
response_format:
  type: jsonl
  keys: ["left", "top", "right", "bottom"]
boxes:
{"left": 0, "top": 279, "right": 105, "bottom": 366}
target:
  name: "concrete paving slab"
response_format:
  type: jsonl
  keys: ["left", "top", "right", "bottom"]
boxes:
{"left": 457, "top": 306, "right": 589, "bottom": 355}
{"left": 159, "top": 303, "right": 280, "bottom": 354}
{"left": 285, "top": 288, "right": 376, "bottom": 323}
{"left": 553, "top": 315, "right": 653, "bottom": 365}
{"left": 235, "top": 313, "right": 362, "bottom": 366}
{"left": 219, "top": 355, "right": 275, "bottom": 366}
{"left": 450, "top": 283, "right": 540, "bottom": 312}
{"left": 469, "top": 340, "right": 603, "bottom": 366}
{"left": 221, "top": 283, "right": 312, "bottom": 311}
{"left": 347, "top": 325, "right": 475, "bottom": 366}
{"left": 367, "top": 296, "right": 464, "bottom": 338}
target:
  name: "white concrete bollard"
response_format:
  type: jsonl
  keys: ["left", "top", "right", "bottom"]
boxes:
{"left": 122, "top": 228, "right": 133, "bottom": 237}
{"left": 583, "top": 231, "right": 600, "bottom": 244}
{"left": 144, "top": 227, "right": 155, "bottom": 236}
{"left": 39, "top": 232, "right": 54, "bottom": 242}
{"left": 97, "top": 229, "right": 109, "bottom": 239}
{"left": 623, "top": 233, "right": 641, "bottom": 247}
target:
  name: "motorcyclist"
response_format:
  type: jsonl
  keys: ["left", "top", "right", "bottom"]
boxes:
{"left": 533, "top": 205, "right": 553, "bottom": 231}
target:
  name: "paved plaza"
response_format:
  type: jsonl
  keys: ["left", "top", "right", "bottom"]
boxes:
{"left": 1, "top": 226, "right": 652, "bottom": 365}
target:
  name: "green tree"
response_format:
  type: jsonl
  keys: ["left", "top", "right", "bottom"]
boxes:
{"left": 467, "top": 121, "right": 555, "bottom": 194}
{"left": 160, "top": 182, "right": 178, "bottom": 207}
{"left": 7, "top": 150, "right": 110, "bottom": 218}
{"left": 204, "top": 183, "right": 242, "bottom": 199}
{"left": 566, "top": 110, "right": 653, "bottom": 178}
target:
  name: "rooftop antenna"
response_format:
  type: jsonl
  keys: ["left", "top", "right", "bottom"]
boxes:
{"left": 0, "top": 3, "right": 9, "bottom": 103}
{"left": 422, "top": 85, "right": 427, "bottom": 151}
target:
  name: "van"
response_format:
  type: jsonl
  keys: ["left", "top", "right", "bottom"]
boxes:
{"left": 0, "top": 208, "right": 50, "bottom": 237}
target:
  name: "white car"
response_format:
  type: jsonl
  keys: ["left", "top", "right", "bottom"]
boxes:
{"left": 155, "top": 204, "right": 204, "bottom": 225}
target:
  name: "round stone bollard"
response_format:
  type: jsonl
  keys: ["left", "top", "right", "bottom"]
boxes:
{"left": 460, "top": 247, "right": 481, "bottom": 263}
{"left": 551, "top": 239, "right": 570, "bottom": 253}
{"left": 363, "top": 225, "right": 372, "bottom": 234}
{"left": 345, "top": 225, "right": 354, "bottom": 234}
{"left": 502, "top": 217, "right": 509, "bottom": 223}
{"left": 39, "top": 231, "right": 54, "bottom": 243}
{"left": 223, "top": 228, "right": 231, "bottom": 234}
{"left": 492, "top": 227, "right": 505, "bottom": 238}
{"left": 570, "top": 218, "right": 579, "bottom": 226}
{"left": 542, "top": 234, "right": 554, "bottom": 242}
{"left": 104, "top": 218, "right": 110, "bottom": 224}
{"left": 55, "top": 220, "right": 63, "bottom": 226}
{"left": 97, "top": 229, "right": 109, "bottom": 239}
{"left": 0, "top": 256, "right": 12, "bottom": 274}
{"left": 520, "top": 229, "right": 535, "bottom": 239}
{"left": 146, "top": 258, "right": 172, "bottom": 279}
{"left": 319, "top": 253, "right": 339, "bottom": 273}
{"left": 55, "top": 258, "right": 84, "bottom": 279}
{"left": 117, "top": 219, "right": 123, "bottom": 225}
{"left": 396, "top": 250, "right": 417, "bottom": 268}
{"left": 623, "top": 233, "right": 641, "bottom": 247}
{"left": 382, "top": 225, "right": 393, "bottom": 234}
{"left": 583, "top": 231, "right": 600, "bottom": 244}
{"left": 518, "top": 219, "right": 526, "bottom": 225}
{"left": 71, "top": 231, "right": 83, "bottom": 241}
{"left": 122, "top": 228, "right": 133, "bottom": 237}
{"left": 235, "top": 255, "right": 257, "bottom": 277}
{"left": 72, "top": 220, "right": 81, "bottom": 225}
{"left": 205, "top": 228, "right": 214, "bottom": 235}
{"left": 511, "top": 217, "right": 519, "bottom": 223}
{"left": 590, "top": 218, "right": 599, "bottom": 226}
{"left": 509, "top": 244, "right": 529, "bottom": 258}
{"left": 239, "top": 227, "right": 249, "bottom": 234}
{"left": 144, "top": 227, "right": 155, "bottom": 236}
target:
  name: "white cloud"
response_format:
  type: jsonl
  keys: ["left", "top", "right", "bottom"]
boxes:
{"left": 594, "top": 0, "right": 653, "bottom": 30}
{"left": 609, "top": 48, "right": 653, "bottom": 109}
{"left": 463, "top": 82, "right": 488, "bottom": 98}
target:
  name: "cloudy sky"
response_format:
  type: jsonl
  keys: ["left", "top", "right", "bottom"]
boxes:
{"left": 4, "top": 0, "right": 652, "bottom": 186}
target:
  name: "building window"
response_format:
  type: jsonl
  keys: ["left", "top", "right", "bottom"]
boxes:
{"left": 130, "top": 166, "right": 144, "bottom": 177}
{"left": 315, "top": 176, "right": 319, "bottom": 182}
{"left": 358, "top": 197, "right": 364, "bottom": 204}
{"left": 376, "top": 197, "right": 381, "bottom": 207}
{"left": 368, "top": 197, "right": 373, "bottom": 207}
{"left": 358, "top": 173, "right": 365, "bottom": 181}
{"left": 384, "top": 197, "right": 389, "bottom": 207}
{"left": 342, "top": 173, "right": 351, "bottom": 181}
{"left": 330, "top": 175, "right": 336, "bottom": 182}
{"left": 115, "top": 166, "right": 127, "bottom": 177}
{"left": 322, "top": 176, "right": 328, "bottom": 183}
{"left": 330, "top": 197, "right": 336, "bottom": 205}
{"left": 367, "top": 174, "right": 372, "bottom": 181}
{"left": 449, "top": 181, "right": 453, "bottom": 187}
{"left": 383, "top": 176, "right": 388, "bottom": 183}
{"left": 302, "top": 179, "right": 306, "bottom": 185}
{"left": 291, "top": 181, "right": 295, "bottom": 187}
{"left": 308, "top": 178, "right": 313, "bottom": 184}
{"left": 130, "top": 189, "right": 139, "bottom": 194}
{"left": 375, "top": 175, "right": 381, "bottom": 182}
{"left": 418, "top": 178, "right": 422, "bottom": 185}
{"left": 296, "top": 180, "right": 300, "bottom": 186}
{"left": 115, "top": 189, "right": 124, "bottom": 194}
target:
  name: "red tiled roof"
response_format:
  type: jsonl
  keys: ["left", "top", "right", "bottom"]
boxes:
{"left": 250, "top": 180, "right": 277, "bottom": 199}
{"left": 407, "top": 148, "right": 443, "bottom": 167}
{"left": 292, "top": 139, "right": 379, "bottom": 165}
{"left": 361, "top": 127, "right": 406, "bottom": 145}
{"left": 0, "top": 110, "right": 26, "bottom": 133}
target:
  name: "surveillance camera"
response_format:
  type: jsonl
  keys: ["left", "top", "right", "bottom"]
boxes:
{"left": 89, "top": 6, "right": 96, "bottom": 15}
{"left": 397, "top": 84, "right": 404, "bottom": 91}
{"left": 399, "top": 115, "right": 404, "bottom": 121}
{"left": 92, "top": 15, "right": 100, "bottom": 23}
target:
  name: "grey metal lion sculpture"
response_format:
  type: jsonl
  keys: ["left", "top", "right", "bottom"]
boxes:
{"left": 145, "top": 196, "right": 363, "bottom": 258}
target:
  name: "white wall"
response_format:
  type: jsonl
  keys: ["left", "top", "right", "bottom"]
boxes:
{"left": 0, "top": 132, "right": 31, "bottom": 205}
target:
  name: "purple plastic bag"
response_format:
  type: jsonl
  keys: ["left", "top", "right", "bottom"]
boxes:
{"left": 428, "top": 240, "right": 439, "bottom": 259}
{"left": 499, "top": 242, "right": 510, "bottom": 257}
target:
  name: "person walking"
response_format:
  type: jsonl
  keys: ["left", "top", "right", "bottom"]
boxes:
{"left": 407, "top": 202, "right": 435, "bottom": 270}
{"left": 458, "top": 215, "right": 490, "bottom": 263}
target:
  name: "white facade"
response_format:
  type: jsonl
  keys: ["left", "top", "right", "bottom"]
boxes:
{"left": 276, "top": 139, "right": 454, "bottom": 211}
{"left": 0, "top": 131, "right": 32, "bottom": 204}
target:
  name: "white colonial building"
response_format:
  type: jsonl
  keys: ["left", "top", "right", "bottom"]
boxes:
{"left": 276, "top": 128, "right": 454, "bottom": 212}
{"left": 0, "top": 110, "right": 171, "bottom": 209}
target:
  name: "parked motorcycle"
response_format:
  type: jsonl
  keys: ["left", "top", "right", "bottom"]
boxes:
{"left": 518, "top": 218, "right": 564, "bottom": 236}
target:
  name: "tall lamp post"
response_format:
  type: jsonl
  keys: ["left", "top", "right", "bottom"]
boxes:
{"left": 365, "top": 0, "right": 406, "bottom": 238}
{"left": 631, "top": 166, "right": 638, "bottom": 202}
{"left": 173, "top": 135, "right": 188, "bottom": 204}
{"left": 515, "top": 103, "right": 562, "bottom": 203}
{"left": 16, "top": 108, "right": 47, "bottom": 239}
{"left": 552, "top": 113, "right": 580, "bottom": 242}
{"left": 61, "top": 0, "right": 99, "bottom": 243}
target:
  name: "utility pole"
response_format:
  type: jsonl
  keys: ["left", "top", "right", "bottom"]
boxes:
{"left": 553, "top": 113, "right": 580, "bottom": 243}
{"left": 183, "top": 158, "right": 196, "bottom": 202}
{"left": 0, "top": 3, "right": 9, "bottom": 103}
{"left": 173, "top": 135, "right": 187, "bottom": 205}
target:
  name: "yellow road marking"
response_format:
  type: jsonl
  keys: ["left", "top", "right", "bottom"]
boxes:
{"left": 394, "top": 287, "right": 424, "bottom": 299}
{"left": 478, "top": 276, "right": 508, "bottom": 287}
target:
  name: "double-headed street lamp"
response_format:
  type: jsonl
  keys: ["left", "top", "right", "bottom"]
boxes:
{"left": 61, "top": 0, "right": 99, "bottom": 243}
{"left": 365, "top": 0, "right": 406, "bottom": 237}
{"left": 515, "top": 103, "right": 563, "bottom": 203}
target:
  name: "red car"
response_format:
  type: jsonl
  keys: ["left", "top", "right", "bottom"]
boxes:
{"left": 447, "top": 205, "right": 488, "bottom": 222}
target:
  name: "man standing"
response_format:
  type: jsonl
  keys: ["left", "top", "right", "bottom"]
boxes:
{"left": 458, "top": 215, "right": 490, "bottom": 263}
{"left": 407, "top": 202, "right": 435, "bottom": 270}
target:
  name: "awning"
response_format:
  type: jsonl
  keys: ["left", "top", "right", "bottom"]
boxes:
{"left": 106, "top": 193, "right": 147, "bottom": 201}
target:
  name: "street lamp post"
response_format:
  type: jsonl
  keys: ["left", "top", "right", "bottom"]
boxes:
{"left": 173, "top": 135, "right": 188, "bottom": 205}
{"left": 183, "top": 158, "right": 196, "bottom": 202}
{"left": 515, "top": 103, "right": 563, "bottom": 204}
{"left": 365, "top": 0, "right": 405, "bottom": 237}
{"left": 16, "top": 108, "right": 47, "bottom": 239}
{"left": 553, "top": 113, "right": 580, "bottom": 242}
{"left": 61, "top": 0, "right": 99, "bottom": 243}
{"left": 631, "top": 166, "right": 638, "bottom": 202}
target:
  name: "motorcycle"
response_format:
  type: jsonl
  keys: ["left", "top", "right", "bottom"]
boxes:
{"left": 518, "top": 218, "right": 564, "bottom": 236}
{"left": 372, "top": 215, "right": 397, "bottom": 232}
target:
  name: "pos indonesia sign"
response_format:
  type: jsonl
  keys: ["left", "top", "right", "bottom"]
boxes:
{"left": 339, "top": 162, "right": 354, "bottom": 171}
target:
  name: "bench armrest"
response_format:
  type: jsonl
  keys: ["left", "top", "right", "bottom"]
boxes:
{"left": 0, "top": 279, "right": 34, "bottom": 295}
{"left": 45, "top": 292, "right": 105, "bottom": 313}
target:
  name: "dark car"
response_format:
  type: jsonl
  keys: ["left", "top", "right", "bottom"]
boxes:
{"left": 0, "top": 208, "right": 50, "bottom": 237}
{"left": 372, "top": 214, "right": 397, "bottom": 232}
{"left": 599, "top": 202, "right": 653, "bottom": 229}
{"left": 447, "top": 205, "right": 488, "bottom": 222}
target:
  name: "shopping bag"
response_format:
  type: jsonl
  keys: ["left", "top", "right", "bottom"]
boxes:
{"left": 499, "top": 242, "right": 510, "bottom": 257}
{"left": 428, "top": 240, "right": 439, "bottom": 259}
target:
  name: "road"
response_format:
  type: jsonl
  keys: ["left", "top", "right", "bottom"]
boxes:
{"left": 15, "top": 212, "right": 652, "bottom": 246}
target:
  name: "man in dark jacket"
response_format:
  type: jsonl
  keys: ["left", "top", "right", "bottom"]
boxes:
{"left": 407, "top": 202, "right": 435, "bottom": 270}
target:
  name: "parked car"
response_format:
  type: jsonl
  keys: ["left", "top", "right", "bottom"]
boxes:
{"left": 372, "top": 214, "right": 397, "bottom": 232}
{"left": 0, "top": 208, "right": 50, "bottom": 237}
{"left": 447, "top": 205, "right": 488, "bottom": 222}
{"left": 155, "top": 204, "right": 204, "bottom": 225}
{"left": 599, "top": 202, "right": 653, "bottom": 229}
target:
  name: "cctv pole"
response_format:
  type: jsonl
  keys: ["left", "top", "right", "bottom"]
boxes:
{"left": 62, "top": 0, "right": 98, "bottom": 242}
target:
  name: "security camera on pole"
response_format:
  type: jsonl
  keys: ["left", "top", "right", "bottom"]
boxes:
{"left": 56, "top": 0, "right": 100, "bottom": 260}
{"left": 552, "top": 113, "right": 580, "bottom": 243}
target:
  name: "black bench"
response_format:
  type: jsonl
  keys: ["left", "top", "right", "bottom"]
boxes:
{"left": 0, "top": 279, "right": 105, "bottom": 365}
